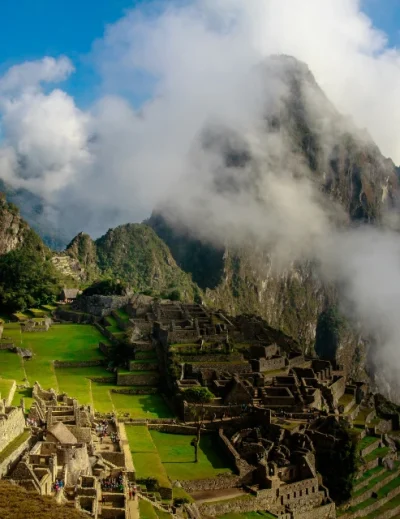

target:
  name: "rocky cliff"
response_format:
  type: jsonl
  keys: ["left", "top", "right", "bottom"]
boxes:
{"left": 0, "top": 194, "right": 30, "bottom": 255}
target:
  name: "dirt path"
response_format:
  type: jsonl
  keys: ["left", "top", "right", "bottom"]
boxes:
{"left": 190, "top": 487, "right": 246, "bottom": 504}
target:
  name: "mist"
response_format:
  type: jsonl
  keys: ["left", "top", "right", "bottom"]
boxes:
{"left": 1, "top": 0, "right": 400, "bottom": 397}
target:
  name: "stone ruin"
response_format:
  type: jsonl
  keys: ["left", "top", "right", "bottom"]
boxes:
{"left": 20, "top": 317, "right": 52, "bottom": 332}
{"left": 4, "top": 383, "right": 131, "bottom": 519}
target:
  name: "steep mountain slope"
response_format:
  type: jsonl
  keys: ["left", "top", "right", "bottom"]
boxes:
{"left": 62, "top": 224, "right": 198, "bottom": 299}
{"left": 0, "top": 193, "right": 31, "bottom": 254}
{"left": 147, "top": 56, "right": 397, "bottom": 376}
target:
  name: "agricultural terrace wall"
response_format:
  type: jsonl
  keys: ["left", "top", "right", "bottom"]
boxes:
{"left": 329, "top": 377, "right": 346, "bottom": 402}
{"left": 176, "top": 354, "right": 244, "bottom": 363}
{"left": 180, "top": 474, "right": 243, "bottom": 492}
{"left": 294, "top": 503, "right": 336, "bottom": 519}
{"left": 348, "top": 468, "right": 400, "bottom": 507}
{"left": 183, "top": 402, "right": 244, "bottom": 421}
{"left": 117, "top": 372, "right": 159, "bottom": 386}
{"left": 131, "top": 341, "right": 155, "bottom": 352}
{"left": 111, "top": 311, "right": 131, "bottom": 331}
{"left": 54, "top": 360, "right": 105, "bottom": 368}
{"left": 147, "top": 424, "right": 198, "bottom": 434}
{"left": 56, "top": 309, "right": 95, "bottom": 324}
{"left": 218, "top": 428, "right": 253, "bottom": 477}
{"left": 0, "top": 343, "right": 13, "bottom": 350}
{"left": 340, "top": 483, "right": 400, "bottom": 519}
{"left": 97, "top": 325, "right": 122, "bottom": 345}
{"left": 111, "top": 387, "right": 158, "bottom": 395}
{"left": 0, "top": 406, "right": 25, "bottom": 452}
{"left": 360, "top": 438, "right": 381, "bottom": 458}
{"left": 73, "top": 295, "right": 131, "bottom": 317}
{"left": 128, "top": 361, "right": 159, "bottom": 371}
{"left": 0, "top": 433, "right": 33, "bottom": 478}
{"left": 188, "top": 362, "right": 251, "bottom": 375}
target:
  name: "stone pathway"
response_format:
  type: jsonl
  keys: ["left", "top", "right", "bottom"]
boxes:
{"left": 127, "top": 495, "right": 140, "bottom": 519}
{"left": 119, "top": 422, "right": 135, "bottom": 472}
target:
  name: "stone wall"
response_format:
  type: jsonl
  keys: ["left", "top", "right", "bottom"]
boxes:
{"left": 340, "top": 483, "right": 400, "bottom": 519}
{"left": 329, "top": 377, "right": 346, "bottom": 403}
{"left": 348, "top": 467, "right": 400, "bottom": 507}
{"left": 294, "top": 503, "right": 336, "bottom": 519}
{"left": 101, "top": 451, "right": 126, "bottom": 468}
{"left": 0, "top": 406, "right": 25, "bottom": 452}
{"left": 111, "top": 387, "right": 158, "bottom": 395}
{"left": 360, "top": 438, "right": 380, "bottom": 458}
{"left": 54, "top": 360, "right": 105, "bottom": 368}
{"left": 181, "top": 474, "right": 242, "bottom": 492}
{"left": 148, "top": 424, "right": 198, "bottom": 434}
{"left": 0, "top": 342, "right": 13, "bottom": 350}
{"left": 129, "top": 361, "right": 159, "bottom": 371}
{"left": 73, "top": 295, "right": 131, "bottom": 317}
{"left": 56, "top": 309, "right": 95, "bottom": 324}
{"left": 218, "top": 429, "right": 253, "bottom": 477}
{"left": 252, "top": 356, "right": 286, "bottom": 373}
{"left": 188, "top": 362, "right": 251, "bottom": 375}
{"left": 0, "top": 432, "right": 32, "bottom": 478}
{"left": 117, "top": 372, "right": 159, "bottom": 386}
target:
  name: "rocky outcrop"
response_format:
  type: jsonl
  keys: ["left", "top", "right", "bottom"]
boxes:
{"left": 0, "top": 194, "right": 29, "bottom": 255}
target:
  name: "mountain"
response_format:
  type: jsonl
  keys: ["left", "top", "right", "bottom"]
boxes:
{"left": 62, "top": 224, "right": 198, "bottom": 300}
{"left": 1, "top": 55, "right": 398, "bottom": 383}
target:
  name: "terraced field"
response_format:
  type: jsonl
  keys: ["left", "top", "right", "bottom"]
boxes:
{"left": 0, "top": 322, "right": 170, "bottom": 419}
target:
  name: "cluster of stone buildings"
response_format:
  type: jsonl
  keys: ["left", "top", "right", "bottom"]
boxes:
{"left": 0, "top": 382, "right": 133, "bottom": 519}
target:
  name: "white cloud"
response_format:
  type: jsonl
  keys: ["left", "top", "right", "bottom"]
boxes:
{"left": 2, "top": 1, "right": 400, "bottom": 397}
{"left": 0, "top": 56, "right": 74, "bottom": 93}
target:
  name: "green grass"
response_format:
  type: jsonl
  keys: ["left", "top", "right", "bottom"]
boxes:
{"left": 358, "top": 436, "right": 379, "bottom": 452}
{"left": 150, "top": 431, "right": 233, "bottom": 481}
{"left": 364, "top": 447, "right": 390, "bottom": 463}
{"left": 355, "top": 465, "right": 385, "bottom": 485}
{"left": 126, "top": 426, "right": 171, "bottom": 489}
{"left": 0, "top": 430, "right": 30, "bottom": 463}
{"left": 139, "top": 499, "right": 159, "bottom": 519}
{"left": 105, "top": 316, "right": 122, "bottom": 334}
{"left": 12, "top": 387, "right": 33, "bottom": 410}
{"left": 353, "top": 464, "right": 399, "bottom": 497}
{"left": 172, "top": 486, "right": 194, "bottom": 503}
{"left": 7, "top": 324, "right": 105, "bottom": 389}
{"left": 339, "top": 393, "right": 355, "bottom": 408}
{"left": 111, "top": 393, "right": 173, "bottom": 418}
{"left": 0, "top": 350, "right": 26, "bottom": 382}
{"left": 0, "top": 378, "right": 15, "bottom": 402}
{"left": 363, "top": 493, "right": 400, "bottom": 518}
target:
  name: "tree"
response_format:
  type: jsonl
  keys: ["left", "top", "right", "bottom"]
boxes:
{"left": 183, "top": 387, "right": 213, "bottom": 463}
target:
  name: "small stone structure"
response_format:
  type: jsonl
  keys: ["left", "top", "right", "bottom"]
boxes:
{"left": 20, "top": 317, "right": 52, "bottom": 332}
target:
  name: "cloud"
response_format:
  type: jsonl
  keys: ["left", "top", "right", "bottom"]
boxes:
{"left": 2, "top": 1, "right": 400, "bottom": 397}
{"left": 0, "top": 56, "right": 74, "bottom": 93}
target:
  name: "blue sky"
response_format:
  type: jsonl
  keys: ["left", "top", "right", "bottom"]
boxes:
{"left": 0, "top": 0, "right": 399, "bottom": 108}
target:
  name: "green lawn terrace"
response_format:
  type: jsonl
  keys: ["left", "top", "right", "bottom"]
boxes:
{"left": 337, "top": 430, "right": 399, "bottom": 518}
{"left": 10, "top": 305, "right": 58, "bottom": 323}
{"left": 0, "top": 322, "right": 173, "bottom": 420}
{"left": 126, "top": 425, "right": 233, "bottom": 502}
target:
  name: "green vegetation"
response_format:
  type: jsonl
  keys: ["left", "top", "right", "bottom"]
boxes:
{"left": 95, "top": 223, "right": 196, "bottom": 298}
{"left": 352, "top": 463, "right": 400, "bottom": 498}
{"left": 82, "top": 278, "right": 128, "bottom": 296}
{"left": 126, "top": 426, "right": 171, "bottom": 489}
{"left": 150, "top": 431, "right": 232, "bottom": 480}
{"left": 183, "top": 386, "right": 214, "bottom": 404}
{"left": 0, "top": 430, "right": 30, "bottom": 463}
{"left": 138, "top": 500, "right": 159, "bottom": 519}
{"left": 358, "top": 436, "right": 378, "bottom": 452}
{"left": 315, "top": 306, "right": 345, "bottom": 360}
{"left": 0, "top": 378, "right": 15, "bottom": 402}
{"left": 110, "top": 393, "right": 172, "bottom": 418}
{"left": 364, "top": 447, "right": 390, "bottom": 463}
{"left": 0, "top": 226, "right": 67, "bottom": 313}
{"left": 315, "top": 421, "right": 358, "bottom": 504}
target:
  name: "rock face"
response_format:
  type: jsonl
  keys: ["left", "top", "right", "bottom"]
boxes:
{"left": 0, "top": 194, "right": 29, "bottom": 255}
